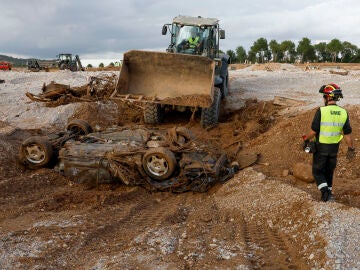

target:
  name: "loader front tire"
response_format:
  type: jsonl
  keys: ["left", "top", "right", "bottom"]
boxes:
{"left": 144, "top": 103, "right": 162, "bottom": 124}
{"left": 200, "top": 87, "right": 221, "bottom": 128}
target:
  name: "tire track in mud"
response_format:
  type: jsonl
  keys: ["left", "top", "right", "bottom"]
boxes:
{"left": 71, "top": 189, "right": 190, "bottom": 266}
{"left": 181, "top": 194, "right": 310, "bottom": 269}
{"left": 109, "top": 190, "right": 188, "bottom": 230}
{"left": 174, "top": 196, "right": 252, "bottom": 269}
{"left": 34, "top": 188, "right": 155, "bottom": 268}
{"left": 242, "top": 215, "right": 308, "bottom": 269}
{"left": 3, "top": 178, "right": 311, "bottom": 269}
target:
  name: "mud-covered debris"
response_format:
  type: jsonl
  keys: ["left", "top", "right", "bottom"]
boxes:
{"left": 19, "top": 121, "right": 240, "bottom": 193}
{"left": 273, "top": 96, "right": 306, "bottom": 106}
{"left": 329, "top": 69, "right": 349, "bottom": 76}
{"left": 25, "top": 74, "right": 117, "bottom": 106}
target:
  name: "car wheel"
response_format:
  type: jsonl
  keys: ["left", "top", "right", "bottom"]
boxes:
{"left": 19, "top": 136, "right": 53, "bottom": 169}
{"left": 66, "top": 119, "right": 93, "bottom": 135}
{"left": 142, "top": 147, "right": 176, "bottom": 180}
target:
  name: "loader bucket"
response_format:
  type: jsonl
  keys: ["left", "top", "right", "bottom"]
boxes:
{"left": 115, "top": 50, "right": 215, "bottom": 108}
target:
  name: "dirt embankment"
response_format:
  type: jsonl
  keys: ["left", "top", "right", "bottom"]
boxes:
{"left": 1, "top": 68, "right": 360, "bottom": 269}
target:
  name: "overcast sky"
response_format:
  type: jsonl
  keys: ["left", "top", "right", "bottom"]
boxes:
{"left": 2, "top": 0, "right": 360, "bottom": 63}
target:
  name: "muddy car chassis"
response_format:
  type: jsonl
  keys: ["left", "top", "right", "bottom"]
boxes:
{"left": 19, "top": 120, "right": 238, "bottom": 192}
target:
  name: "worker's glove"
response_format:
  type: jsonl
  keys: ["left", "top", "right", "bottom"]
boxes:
{"left": 346, "top": 147, "right": 356, "bottom": 161}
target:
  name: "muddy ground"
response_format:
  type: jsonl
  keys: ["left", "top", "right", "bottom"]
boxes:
{"left": 0, "top": 66, "right": 360, "bottom": 269}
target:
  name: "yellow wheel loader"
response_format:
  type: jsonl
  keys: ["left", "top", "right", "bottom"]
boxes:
{"left": 113, "top": 15, "right": 230, "bottom": 127}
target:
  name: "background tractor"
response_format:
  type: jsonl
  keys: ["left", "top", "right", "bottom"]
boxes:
{"left": 57, "top": 53, "right": 84, "bottom": 71}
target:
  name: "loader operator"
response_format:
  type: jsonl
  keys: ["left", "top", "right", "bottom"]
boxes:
{"left": 302, "top": 83, "right": 355, "bottom": 202}
{"left": 188, "top": 29, "right": 200, "bottom": 49}
{"left": 177, "top": 27, "right": 202, "bottom": 54}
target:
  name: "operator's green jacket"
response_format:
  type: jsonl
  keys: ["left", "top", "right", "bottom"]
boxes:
{"left": 188, "top": 37, "right": 199, "bottom": 48}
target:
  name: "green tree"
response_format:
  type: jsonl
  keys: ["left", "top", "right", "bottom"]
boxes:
{"left": 235, "top": 46, "right": 247, "bottom": 63}
{"left": 297, "top": 37, "right": 316, "bottom": 63}
{"left": 327, "top": 39, "right": 343, "bottom": 62}
{"left": 226, "top": 50, "right": 236, "bottom": 63}
{"left": 247, "top": 50, "right": 256, "bottom": 63}
{"left": 87, "top": 64, "right": 93, "bottom": 68}
{"left": 280, "top": 40, "right": 296, "bottom": 62}
{"left": 314, "top": 42, "right": 331, "bottom": 62}
{"left": 341, "top": 41, "right": 358, "bottom": 63}
{"left": 109, "top": 62, "right": 115, "bottom": 67}
{"left": 269, "top": 40, "right": 281, "bottom": 62}
{"left": 352, "top": 49, "right": 360, "bottom": 63}
{"left": 250, "top": 38, "right": 269, "bottom": 63}
{"left": 99, "top": 62, "right": 104, "bottom": 68}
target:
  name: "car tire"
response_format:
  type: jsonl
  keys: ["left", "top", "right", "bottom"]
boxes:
{"left": 66, "top": 119, "right": 93, "bottom": 135}
{"left": 200, "top": 87, "right": 221, "bottom": 128}
{"left": 19, "top": 136, "right": 53, "bottom": 169}
{"left": 142, "top": 147, "right": 176, "bottom": 180}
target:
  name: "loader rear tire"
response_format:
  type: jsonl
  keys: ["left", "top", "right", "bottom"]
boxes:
{"left": 200, "top": 87, "right": 221, "bottom": 128}
{"left": 144, "top": 103, "right": 162, "bottom": 124}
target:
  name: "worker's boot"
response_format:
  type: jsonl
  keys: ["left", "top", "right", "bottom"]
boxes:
{"left": 320, "top": 187, "right": 331, "bottom": 202}
{"left": 328, "top": 189, "right": 335, "bottom": 202}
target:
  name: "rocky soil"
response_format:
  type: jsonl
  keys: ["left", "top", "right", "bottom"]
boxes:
{"left": 0, "top": 65, "right": 360, "bottom": 269}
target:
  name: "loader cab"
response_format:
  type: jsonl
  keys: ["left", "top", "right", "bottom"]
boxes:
{"left": 167, "top": 22, "right": 224, "bottom": 59}
{"left": 172, "top": 25, "right": 209, "bottom": 56}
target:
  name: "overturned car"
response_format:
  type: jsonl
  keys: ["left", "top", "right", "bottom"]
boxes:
{"left": 19, "top": 120, "right": 239, "bottom": 192}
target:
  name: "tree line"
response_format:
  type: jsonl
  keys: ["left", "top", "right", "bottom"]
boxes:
{"left": 86, "top": 62, "right": 122, "bottom": 68}
{"left": 226, "top": 37, "right": 360, "bottom": 64}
